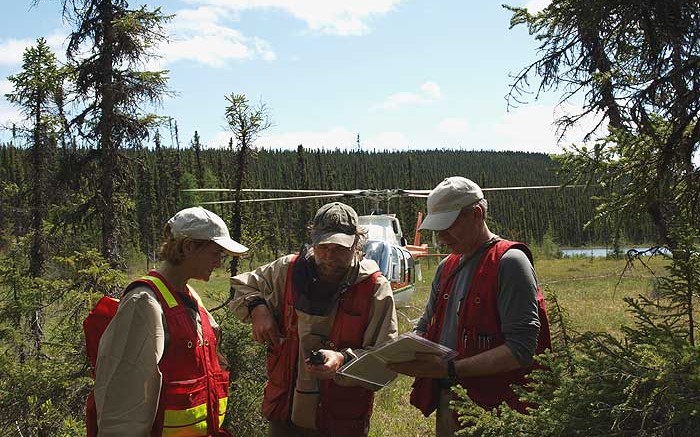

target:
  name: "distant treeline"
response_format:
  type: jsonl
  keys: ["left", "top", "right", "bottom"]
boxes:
{"left": 0, "top": 142, "right": 654, "bottom": 261}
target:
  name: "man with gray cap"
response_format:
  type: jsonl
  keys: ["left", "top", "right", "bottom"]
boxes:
{"left": 90, "top": 207, "right": 247, "bottom": 437}
{"left": 389, "top": 177, "right": 551, "bottom": 436}
{"left": 230, "top": 202, "right": 397, "bottom": 437}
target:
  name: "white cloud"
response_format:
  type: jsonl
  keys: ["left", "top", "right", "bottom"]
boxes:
{"left": 462, "top": 103, "right": 605, "bottom": 153}
{"left": 207, "top": 126, "right": 355, "bottom": 149}
{"left": 0, "top": 79, "right": 12, "bottom": 96}
{"left": 436, "top": 117, "right": 470, "bottom": 136}
{"left": 0, "top": 33, "right": 68, "bottom": 67}
{"left": 525, "top": 0, "right": 551, "bottom": 13}
{"left": 0, "top": 100, "right": 22, "bottom": 131}
{"left": 187, "top": 0, "right": 403, "bottom": 35}
{"left": 201, "top": 104, "right": 604, "bottom": 155}
{"left": 420, "top": 81, "right": 441, "bottom": 99}
{"left": 364, "top": 131, "right": 411, "bottom": 151}
{"left": 0, "top": 39, "right": 30, "bottom": 66}
{"left": 259, "top": 126, "right": 356, "bottom": 149}
{"left": 208, "top": 126, "right": 413, "bottom": 151}
{"left": 161, "top": 6, "right": 276, "bottom": 67}
{"left": 489, "top": 104, "right": 563, "bottom": 152}
{"left": 375, "top": 81, "right": 442, "bottom": 111}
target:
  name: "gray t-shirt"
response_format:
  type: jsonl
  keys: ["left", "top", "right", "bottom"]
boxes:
{"left": 415, "top": 243, "right": 541, "bottom": 367}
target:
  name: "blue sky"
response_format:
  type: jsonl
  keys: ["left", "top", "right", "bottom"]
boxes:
{"left": 1, "top": 0, "right": 598, "bottom": 153}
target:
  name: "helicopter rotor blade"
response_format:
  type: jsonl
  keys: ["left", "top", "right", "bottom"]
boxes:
{"left": 198, "top": 193, "right": 346, "bottom": 205}
{"left": 481, "top": 184, "right": 586, "bottom": 191}
{"left": 184, "top": 185, "right": 588, "bottom": 204}
{"left": 182, "top": 188, "right": 362, "bottom": 195}
{"left": 402, "top": 185, "right": 586, "bottom": 197}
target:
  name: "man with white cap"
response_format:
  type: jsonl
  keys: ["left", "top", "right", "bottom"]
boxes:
{"left": 230, "top": 201, "right": 397, "bottom": 437}
{"left": 91, "top": 207, "right": 247, "bottom": 437}
{"left": 389, "top": 177, "right": 551, "bottom": 436}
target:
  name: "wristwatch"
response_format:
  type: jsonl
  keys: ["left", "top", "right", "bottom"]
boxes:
{"left": 246, "top": 297, "right": 267, "bottom": 315}
{"left": 446, "top": 359, "right": 458, "bottom": 381}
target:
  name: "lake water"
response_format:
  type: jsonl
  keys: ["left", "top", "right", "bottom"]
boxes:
{"left": 560, "top": 247, "right": 666, "bottom": 258}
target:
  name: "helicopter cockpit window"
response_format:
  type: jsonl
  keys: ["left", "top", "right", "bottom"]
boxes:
{"left": 363, "top": 240, "right": 389, "bottom": 276}
{"left": 389, "top": 246, "right": 400, "bottom": 281}
{"left": 391, "top": 219, "right": 399, "bottom": 235}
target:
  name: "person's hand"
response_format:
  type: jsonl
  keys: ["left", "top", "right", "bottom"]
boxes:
{"left": 387, "top": 352, "right": 447, "bottom": 378}
{"left": 250, "top": 304, "right": 283, "bottom": 346}
{"left": 305, "top": 349, "right": 345, "bottom": 379}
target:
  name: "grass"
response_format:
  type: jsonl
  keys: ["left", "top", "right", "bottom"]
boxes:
{"left": 369, "top": 255, "right": 667, "bottom": 436}
{"left": 180, "top": 254, "right": 668, "bottom": 436}
{"left": 536, "top": 256, "right": 666, "bottom": 334}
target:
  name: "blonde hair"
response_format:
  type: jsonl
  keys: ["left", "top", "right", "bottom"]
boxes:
{"left": 159, "top": 223, "right": 210, "bottom": 264}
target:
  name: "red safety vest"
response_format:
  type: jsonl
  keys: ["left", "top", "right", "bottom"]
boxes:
{"left": 261, "top": 255, "right": 380, "bottom": 437}
{"left": 410, "top": 240, "right": 551, "bottom": 415}
{"left": 84, "top": 272, "right": 231, "bottom": 437}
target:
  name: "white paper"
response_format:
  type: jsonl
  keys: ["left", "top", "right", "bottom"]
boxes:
{"left": 337, "top": 332, "right": 457, "bottom": 388}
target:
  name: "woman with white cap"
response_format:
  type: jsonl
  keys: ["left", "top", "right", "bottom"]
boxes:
{"left": 90, "top": 207, "right": 247, "bottom": 437}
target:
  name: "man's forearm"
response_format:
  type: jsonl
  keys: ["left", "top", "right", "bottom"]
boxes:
{"left": 453, "top": 344, "right": 522, "bottom": 378}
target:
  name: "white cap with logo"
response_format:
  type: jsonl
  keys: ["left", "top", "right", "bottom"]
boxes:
{"left": 168, "top": 206, "right": 249, "bottom": 254}
{"left": 419, "top": 176, "right": 484, "bottom": 231}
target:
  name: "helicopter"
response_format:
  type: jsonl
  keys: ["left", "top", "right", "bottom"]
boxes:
{"left": 182, "top": 185, "right": 576, "bottom": 305}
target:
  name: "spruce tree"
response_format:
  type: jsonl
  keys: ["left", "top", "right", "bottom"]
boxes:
{"left": 224, "top": 93, "right": 271, "bottom": 277}
{"left": 448, "top": 2, "right": 700, "bottom": 435}
{"left": 5, "top": 37, "right": 65, "bottom": 359}
{"left": 62, "top": 0, "right": 170, "bottom": 270}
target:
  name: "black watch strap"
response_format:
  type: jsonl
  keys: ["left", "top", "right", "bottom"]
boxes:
{"left": 447, "top": 359, "right": 457, "bottom": 381}
{"left": 246, "top": 297, "right": 267, "bottom": 314}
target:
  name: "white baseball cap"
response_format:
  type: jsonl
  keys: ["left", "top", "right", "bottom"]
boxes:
{"left": 419, "top": 177, "right": 484, "bottom": 231}
{"left": 168, "top": 207, "right": 248, "bottom": 254}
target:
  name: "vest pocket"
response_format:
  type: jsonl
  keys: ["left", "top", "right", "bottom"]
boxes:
{"left": 323, "top": 385, "right": 372, "bottom": 420}
{"left": 213, "top": 371, "right": 230, "bottom": 429}
{"left": 161, "top": 376, "right": 209, "bottom": 437}
{"left": 262, "top": 339, "right": 295, "bottom": 419}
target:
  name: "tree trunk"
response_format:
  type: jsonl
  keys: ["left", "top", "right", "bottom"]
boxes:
{"left": 98, "top": 0, "right": 122, "bottom": 272}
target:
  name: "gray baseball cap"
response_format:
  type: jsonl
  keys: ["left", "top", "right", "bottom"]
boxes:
{"left": 311, "top": 202, "right": 358, "bottom": 247}
{"left": 420, "top": 177, "right": 484, "bottom": 231}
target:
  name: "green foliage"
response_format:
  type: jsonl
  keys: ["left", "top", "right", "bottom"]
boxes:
{"left": 0, "top": 238, "right": 125, "bottom": 436}
{"left": 2, "top": 142, "right": 655, "bottom": 257}
{"left": 531, "top": 225, "right": 562, "bottom": 260}
{"left": 1, "top": 361, "right": 89, "bottom": 436}
{"left": 62, "top": 0, "right": 171, "bottom": 267}
{"left": 451, "top": 286, "right": 700, "bottom": 437}
{"left": 217, "top": 310, "right": 268, "bottom": 436}
{"left": 177, "top": 171, "right": 201, "bottom": 209}
{"left": 449, "top": 2, "right": 700, "bottom": 436}
{"left": 223, "top": 92, "right": 272, "bottom": 276}
{"left": 5, "top": 37, "right": 64, "bottom": 125}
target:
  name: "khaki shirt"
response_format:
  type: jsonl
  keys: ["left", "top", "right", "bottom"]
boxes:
{"left": 94, "top": 286, "right": 219, "bottom": 437}
{"left": 230, "top": 255, "right": 398, "bottom": 428}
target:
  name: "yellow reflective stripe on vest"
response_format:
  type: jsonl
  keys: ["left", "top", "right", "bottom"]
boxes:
{"left": 162, "top": 420, "right": 208, "bottom": 437}
{"left": 219, "top": 396, "right": 227, "bottom": 425}
{"left": 141, "top": 275, "right": 178, "bottom": 308}
{"left": 163, "top": 404, "right": 207, "bottom": 428}
{"left": 160, "top": 398, "right": 226, "bottom": 436}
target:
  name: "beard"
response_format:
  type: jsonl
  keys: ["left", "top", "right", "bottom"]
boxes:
{"left": 316, "top": 260, "right": 350, "bottom": 281}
